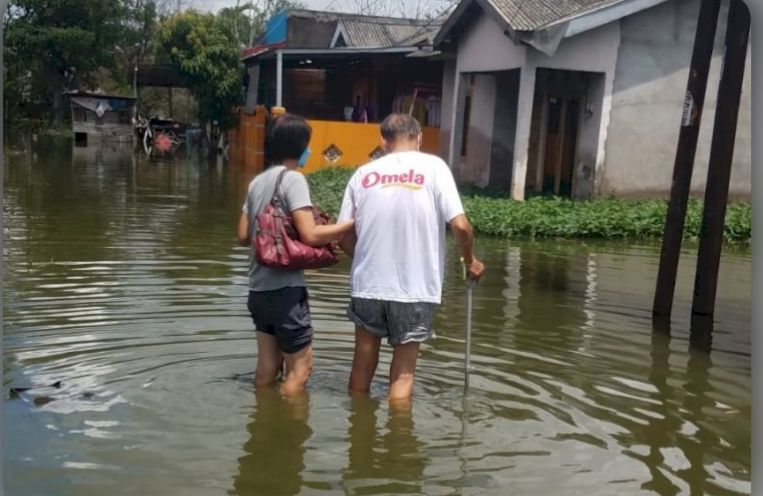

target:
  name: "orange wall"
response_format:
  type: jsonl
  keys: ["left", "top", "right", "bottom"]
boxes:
{"left": 229, "top": 110, "right": 441, "bottom": 175}
{"left": 301, "top": 120, "right": 441, "bottom": 173}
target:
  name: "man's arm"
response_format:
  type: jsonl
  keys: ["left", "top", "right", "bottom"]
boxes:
{"left": 449, "top": 214, "right": 484, "bottom": 280}
{"left": 435, "top": 160, "right": 485, "bottom": 281}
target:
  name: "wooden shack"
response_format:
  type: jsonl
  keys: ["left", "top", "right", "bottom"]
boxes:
{"left": 67, "top": 90, "right": 136, "bottom": 144}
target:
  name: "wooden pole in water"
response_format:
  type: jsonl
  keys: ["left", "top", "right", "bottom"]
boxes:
{"left": 653, "top": 0, "right": 721, "bottom": 323}
{"left": 691, "top": 0, "right": 750, "bottom": 324}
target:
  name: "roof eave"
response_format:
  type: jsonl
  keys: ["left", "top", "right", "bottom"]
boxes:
{"left": 435, "top": 0, "right": 672, "bottom": 49}
{"left": 553, "top": 0, "right": 671, "bottom": 37}
{"left": 434, "top": 0, "right": 526, "bottom": 48}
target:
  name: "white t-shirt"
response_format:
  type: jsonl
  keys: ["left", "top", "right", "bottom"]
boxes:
{"left": 338, "top": 151, "right": 465, "bottom": 304}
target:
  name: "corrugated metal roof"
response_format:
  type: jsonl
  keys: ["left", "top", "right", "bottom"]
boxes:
{"left": 486, "top": 0, "right": 626, "bottom": 31}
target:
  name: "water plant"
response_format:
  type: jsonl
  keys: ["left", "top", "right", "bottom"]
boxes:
{"left": 307, "top": 168, "right": 751, "bottom": 243}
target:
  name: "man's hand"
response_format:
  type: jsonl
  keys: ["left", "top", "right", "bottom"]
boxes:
{"left": 461, "top": 256, "right": 485, "bottom": 281}
{"left": 465, "top": 258, "right": 485, "bottom": 281}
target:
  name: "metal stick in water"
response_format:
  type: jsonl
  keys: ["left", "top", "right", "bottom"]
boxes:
{"left": 465, "top": 281, "right": 473, "bottom": 388}
{"left": 463, "top": 260, "right": 476, "bottom": 388}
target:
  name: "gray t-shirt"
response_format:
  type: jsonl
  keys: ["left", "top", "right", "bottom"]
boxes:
{"left": 242, "top": 165, "right": 313, "bottom": 292}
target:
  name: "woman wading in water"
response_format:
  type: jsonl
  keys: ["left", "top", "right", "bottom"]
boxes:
{"left": 238, "top": 114, "right": 354, "bottom": 395}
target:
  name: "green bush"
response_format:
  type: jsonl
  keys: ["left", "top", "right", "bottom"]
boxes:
{"left": 306, "top": 168, "right": 751, "bottom": 243}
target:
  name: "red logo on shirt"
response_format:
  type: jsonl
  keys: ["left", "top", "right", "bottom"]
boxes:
{"left": 362, "top": 170, "right": 426, "bottom": 190}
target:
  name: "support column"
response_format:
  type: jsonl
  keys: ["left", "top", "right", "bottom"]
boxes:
{"left": 448, "top": 72, "right": 467, "bottom": 179}
{"left": 245, "top": 63, "right": 261, "bottom": 114}
{"left": 652, "top": 0, "right": 721, "bottom": 322}
{"left": 535, "top": 91, "right": 549, "bottom": 192}
{"left": 691, "top": 0, "right": 750, "bottom": 323}
{"left": 276, "top": 50, "right": 284, "bottom": 108}
{"left": 510, "top": 66, "right": 537, "bottom": 201}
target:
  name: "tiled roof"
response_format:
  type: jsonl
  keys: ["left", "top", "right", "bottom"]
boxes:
{"left": 340, "top": 19, "right": 441, "bottom": 48}
{"left": 487, "top": 0, "right": 625, "bottom": 30}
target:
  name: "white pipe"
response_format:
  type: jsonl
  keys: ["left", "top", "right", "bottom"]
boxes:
{"left": 276, "top": 50, "right": 283, "bottom": 108}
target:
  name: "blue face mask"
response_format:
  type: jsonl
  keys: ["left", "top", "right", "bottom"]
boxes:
{"left": 298, "top": 148, "right": 311, "bottom": 168}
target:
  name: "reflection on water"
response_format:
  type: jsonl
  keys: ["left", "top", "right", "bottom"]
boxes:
{"left": 233, "top": 390, "right": 312, "bottom": 496}
{"left": 343, "top": 397, "right": 428, "bottom": 494}
{"left": 3, "top": 138, "right": 751, "bottom": 495}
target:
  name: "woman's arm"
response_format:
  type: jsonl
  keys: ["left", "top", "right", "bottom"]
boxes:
{"left": 237, "top": 213, "right": 250, "bottom": 246}
{"left": 292, "top": 208, "right": 354, "bottom": 247}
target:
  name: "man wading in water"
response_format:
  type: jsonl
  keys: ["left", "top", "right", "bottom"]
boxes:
{"left": 338, "top": 114, "right": 485, "bottom": 402}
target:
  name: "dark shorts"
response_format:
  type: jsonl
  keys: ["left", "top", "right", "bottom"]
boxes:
{"left": 348, "top": 298, "right": 435, "bottom": 346}
{"left": 248, "top": 287, "right": 313, "bottom": 354}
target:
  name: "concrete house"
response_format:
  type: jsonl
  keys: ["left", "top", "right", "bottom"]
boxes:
{"left": 435, "top": 0, "right": 751, "bottom": 200}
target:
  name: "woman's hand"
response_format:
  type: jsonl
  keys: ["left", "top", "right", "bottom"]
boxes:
{"left": 292, "top": 208, "right": 354, "bottom": 247}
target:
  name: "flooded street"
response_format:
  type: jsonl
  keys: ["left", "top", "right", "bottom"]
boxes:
{"left": 3, "top": 139, "right": 751, "bottom": 495}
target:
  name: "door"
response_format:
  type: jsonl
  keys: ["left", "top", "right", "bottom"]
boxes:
{"left": 541, "top": 96, "right": 580, "bottom": 197}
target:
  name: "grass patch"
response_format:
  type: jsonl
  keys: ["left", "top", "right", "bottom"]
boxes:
{"left": 307, "top": 167, "right": 751, "bottom": 243}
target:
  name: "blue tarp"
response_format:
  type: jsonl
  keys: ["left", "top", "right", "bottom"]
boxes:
{"left": 265, "top": 11, "right": 288, "bottom": 45}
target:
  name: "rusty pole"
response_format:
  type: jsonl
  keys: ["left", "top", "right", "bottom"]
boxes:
{"left": 653, "top": 0, "right": 721, "bottom": 323}
{"left": 691, "top": 0, "right": 750, "bottom": 325}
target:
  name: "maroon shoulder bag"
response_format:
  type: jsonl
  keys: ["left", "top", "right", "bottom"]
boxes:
{"left": 253, "top": 169, "right": 339, "bottom": 270}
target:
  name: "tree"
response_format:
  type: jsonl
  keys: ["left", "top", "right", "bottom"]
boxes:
{"left": 123, "top": 0, "right": 159, "bottom": 68}
{"left": 217, "top": 1, "right": 252, "bottom": 48}
{"left": 154, "top": 10, "right": 243, "bottom": 144}
{"left": 4, "top": 0, "right": 131, "bottom": 125}
{"left": 338, "top": 0, "right": 457, "bottom": 19}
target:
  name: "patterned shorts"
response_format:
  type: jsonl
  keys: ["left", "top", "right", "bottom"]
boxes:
{"left": 347, "top": 298, "right": 435, "bottom": 346}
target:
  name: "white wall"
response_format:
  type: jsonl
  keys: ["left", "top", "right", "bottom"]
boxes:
{"left": 444, "top": 8, "right": 621, "bottom": 198}
{"left": 439, "top": 59, "right": 456, "bottom": 159}
{"left": 603, "top": 0, "right": 751, "bottom": 198}
{"left": 445, "top": 0, "right": 752, "bottom": 199}
{"left": 527, "top": 22, "right": 621, "bottom": 74}
{"left": 497, "top": 23, "right": 619, "bottom": 199}
{"left": 456, "top": 14, "right": 526, "bottom": 72}
{"left": 462, "top": 74, "right": 497, "bottom": 186}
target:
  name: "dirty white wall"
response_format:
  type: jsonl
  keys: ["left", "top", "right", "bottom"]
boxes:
{"left": 455, "top": 14, "right": 526, "bottom": 73}
{"left": 603, "top": 0, "right": 751, "bottom": 199}
{"left": 442, "top": 0, "right": 750, "bottom": 199}
{"left": 462, "top": 74, "right": 497, "bottom": 186}
{"left": 526, "top": 22, "right": 621, "bottom": 199}
{"left": 448, "top": 12, "right": 526, "bottom": 186}
{"left": 439, "top": 59, "right": 456, "bottom": 159}
{"left": 443, "top": 9, "right": 620, "bottom": 197}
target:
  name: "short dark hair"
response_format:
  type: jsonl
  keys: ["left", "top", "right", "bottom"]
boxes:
{"left": 265, "top": 113, "right": 312, "bottom": 164}
{"left": 380, "top": 114, "right": 422, "bottom": 143}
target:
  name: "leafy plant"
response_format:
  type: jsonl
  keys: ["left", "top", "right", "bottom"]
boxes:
{"left": 154, "top": 10, "right": 243, "bottom": 136}
{"left": 4, "top": 0, "right": 131, "bottom": 125}
{"left": 306, "top": 167, "right": 751, "bottom": 243}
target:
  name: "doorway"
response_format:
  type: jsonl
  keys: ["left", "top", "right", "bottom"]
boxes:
{"left": 542, "top": 95, "right": 580, "bottom": 197}
{"left": 527, "top": 69, "right": 590, "bottom": 198}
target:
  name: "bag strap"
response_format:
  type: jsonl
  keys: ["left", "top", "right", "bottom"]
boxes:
{"left": 271, "top": 168, "right": 290, "bottom": 207}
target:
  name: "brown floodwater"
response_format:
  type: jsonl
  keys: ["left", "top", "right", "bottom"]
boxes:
{"left": 3, "top": 138, "right": 751, "bottom": 495}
